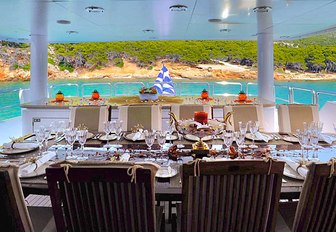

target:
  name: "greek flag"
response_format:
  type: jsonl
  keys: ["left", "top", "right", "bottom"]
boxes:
{"left": 154, "top": 65, "right": 175, "bottom": 95}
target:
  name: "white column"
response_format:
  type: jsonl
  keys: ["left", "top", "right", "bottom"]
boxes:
{"left": 29, "top": 1, "right": 48, "bottom": 102}
{"left": 256, "top": 1, "right": 274, "bottom": 104}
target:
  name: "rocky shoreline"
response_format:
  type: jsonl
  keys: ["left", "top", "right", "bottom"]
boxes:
{"left": 1, "top": 60, "right": 336, "bottom": 82}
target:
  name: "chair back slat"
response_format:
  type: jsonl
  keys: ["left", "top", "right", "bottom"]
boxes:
{"left": 293, "top": 162, "right": 336, "bottom": 232}
{"left": 181, "top": 160, "right": 284, "bottom": 232}
{"left": 47, "top": 164, "right": 156, "bottom": 232}
{"left": 0, "top": 166, "right": 34, "bottom": 232}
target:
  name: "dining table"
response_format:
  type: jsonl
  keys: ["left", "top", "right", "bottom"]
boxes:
{"left": 1, "top": 131, "right": 336, "bottom": 202}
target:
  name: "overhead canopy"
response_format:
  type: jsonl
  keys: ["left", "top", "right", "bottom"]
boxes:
{"left": 0, "top": 0, "right": 336, "bottom": 43}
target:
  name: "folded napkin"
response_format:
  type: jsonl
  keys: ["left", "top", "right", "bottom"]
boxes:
{"left": 254, "top": 132, "right": 270, "bottom": 142}
{"left": 281, "top": 157, "right": 308, "bottom": 179}
{"left": 120, "top": 153, "right": 130, "bottom": 162}
{"left": 3, "top": 141, "right": 39, "bottom": 150}
{"left": 320, "top": 134, "right": 336, "bottom": 145}
{"left": 131, "top": 132, "right": 142, "bottom": 141}
{"left": 19, "top": 151, "right": 56, "bottom": 177}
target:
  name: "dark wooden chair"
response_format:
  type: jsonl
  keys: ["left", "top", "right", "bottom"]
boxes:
{"left": 0, "top": 164, "right": 34, "bottom": 232}
{"left": 292, "top": 162, "right": 336, "bottom": 232}
{"left": 46, "top": 161, "right": 163, "bottom": 232}
{"left": 180, "top": 160, "right": 285, "bottom": 232}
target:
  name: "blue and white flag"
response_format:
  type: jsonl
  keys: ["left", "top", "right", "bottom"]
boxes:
{"left": 154, "top": 65, "right": 175, "bottom": 95}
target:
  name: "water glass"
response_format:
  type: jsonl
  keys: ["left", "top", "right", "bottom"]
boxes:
{"left": 77, "top": 130, "right": 88, "bottom": 154}
{"left": 113, "top": 120, "right": 123, "bottom": 148}
{"left": 297, "top": 129, "right": 309, "bottom": 160}
{"left": 64, "top": 128, "right": 77, "bottom": 159}
{"left": 248, "top": 121, "right": 259, "bottom": 149}
{"left": 156, "top": 131, "right": 167, "bottom": 151}
{"left": 309, "top": 130, "right": 319, "bottom": 160}
{"left": 145, "top": 130, "right": 155, "bottom": 150}
{"left": 238, "top": 121, "right": 248, "bottom": 135}
{"left": 34, "top": 128, "right": 45, "bottom": 156}
{"left": 222, "top": 130, "right": 233, "bottom": 158}
{"left": 234, "top": 132, "right": 245, "bottom": 157}
{"left": 103, "top": 121, "right": 113, "bottom": 148}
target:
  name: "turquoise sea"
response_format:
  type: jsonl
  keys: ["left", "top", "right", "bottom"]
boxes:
{"left": 0, "top": 79, "right": 336, "bottom": 121}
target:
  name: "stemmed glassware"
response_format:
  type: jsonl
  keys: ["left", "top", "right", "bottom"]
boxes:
{"left": 103, "top": 121, "right": 113, "bottom": 148}
{"left": 113, "top": 120, "right": 123, "bottom": 148}
{"left": 234, "top": 131, "right": 245, "bottom": 158}
{"left": 238, "top": 121, "right": 248, "bottom": 148}
{"left": 77, "top": 129, "right": 88, "bottom": 158}
{"left": 222, "top": 130, "right": 233, "bottom": 158}
{"left": 145, "top": 130, "right": 156, "bottom": 151}
{"left": 34, "top": 127, "right": 45, "bottom": 156}
{"left": 296, "top": 129, "right": 309, "bottom": 160}
{"left": 64, "top": 128, "right": 77, "bottom": 159}
{"left": 157, "top": 131, "right": 167, "bottom": 152}
{"left": 43, "top": 125, "right": 52, "bottom": 152}
{"left": 248, "top": 121, "right": 259, "bottom": 149}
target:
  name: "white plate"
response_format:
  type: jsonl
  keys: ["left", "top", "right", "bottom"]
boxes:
{"left": 166, "top": 134, "right": 178, "bottom": 141}
{"left": 184, "top": 134, "right": 213, "bottom": 142}
{"left": 19, "top": 161, "right": 53, "bottom": 178}
{"left": 283, "top": 164, "right": 305, "bottom": 180}
{"left": 282, "top": 136, "right": 299, "bottom": 143}
{"left": 124, "top": 133, "right": 145, "bottom": 141}
{"left": 155, "top": 167, "right": 177, "bottom": 178}
{"left": 245, "top": 133, "right": 273, "bottom": 142}
{"left": 98, "top": 134, "right": 118, "bottom": 141}
{"left": 0, "top": 146, "right": 38, "bottom": 155}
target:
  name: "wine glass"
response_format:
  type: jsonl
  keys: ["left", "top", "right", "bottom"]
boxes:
{"left": 248, "top": 121, "right": 259, "bottom": 149}
{"left": 77, "top": 129, "right": 88, "bottom": 158}
{"left": 297, "top": 129, "right": 309, "bottom": 160}
{"left": 34, "top": 127, "right": 45, "bottom": 156}
{"left": 103, "top": 121, "right": 112, "bottom": 148}
{"left": 64, "top": 128, "right": 77, "bottom": 160}
{"left": 222, "top": 130, "right": 233, "bottom": 158}
{"left": 145, "top": 130, "right": 155, "bottom": 150}
{"left": 238, "top": 121, "right": 248, "bottom": 148}
{"left": 234, "top": 131, "right": 245, "bottom": 158}
{"left": 156, "top": 131, "right": 167, "bottom": 151}
{"left": 43, "top": 125, "right": 52, "bottom": 151}
{"left": 309, "top": 129, "right": 319, "bottom": 161}
{"left": 113, "top": 120, "right": 123, "bottom": 148}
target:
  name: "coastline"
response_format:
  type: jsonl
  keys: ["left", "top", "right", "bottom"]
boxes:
{"left": 1, "top": 60, "right": 336, "bottom": 82}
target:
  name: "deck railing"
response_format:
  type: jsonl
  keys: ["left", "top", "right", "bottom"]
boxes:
{"left": 2, "top": 81, "right": 336, "bottom": 121}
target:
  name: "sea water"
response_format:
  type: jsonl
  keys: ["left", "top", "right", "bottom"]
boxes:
{"left": 0, "top": 79, "right": 335, "bottom": 121}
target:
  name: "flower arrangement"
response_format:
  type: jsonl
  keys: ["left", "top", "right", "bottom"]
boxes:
{"left": 139, "top": 86, "right": 158, "bottom": 101}
{"left": 139, "top": 87, "right": 157, "bottom": 94}
{"left": 91, "top": 89, "right": 100, "bottom": 100}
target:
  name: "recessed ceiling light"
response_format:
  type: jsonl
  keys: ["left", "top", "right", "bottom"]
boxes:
{"left": 253, "top": 6, "right": 272, "bottom": 13}
{"left": 57, "top": 20, "right": 71, "bottom": 25}
{"left": 85, "top": 6, "right": 104, "bottom": 13}
{"left": 169, "top": 4, "right": 188, "bottom": 12}
{"left": 219, "top": 29, "right": 231, "bottom": 32}
{"left": 208, "top": 19, "right": 222, "bottom": 23}
{"left": 143, "top": 29, "right": 154, "bottom": 33}
{"left": 66, "top": 31, "right": 79, "bottom": 35}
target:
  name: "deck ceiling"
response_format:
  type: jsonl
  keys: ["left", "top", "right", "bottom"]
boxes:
{"left": 0, "top": 0, "right": 336, "bottom": 43}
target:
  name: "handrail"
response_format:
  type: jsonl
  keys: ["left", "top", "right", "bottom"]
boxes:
{"left": 113, "top": 82, "right": 145, "bottom": 96}
{"left": 49, "top": 83, "right": 79, "bottom": 97}
{"left": 245, "top": 82, "right": 257, "bottom": 96}
{"left": 290, "top": 87, "right": 316, "bottom": 104}
{"left": 315, "top": 90, "right": 336, "bottom": 105}
{"left": 81, "top": 82, "right": 113, "bottom": 97}
{"left": 179, "top": 82, "right": 210, "bottom": 96}
{"left": 212, "top": 81, "right": 243, "bottom": 96}
{"left": 274, "top": 85, "right": 290, "bottom": 103}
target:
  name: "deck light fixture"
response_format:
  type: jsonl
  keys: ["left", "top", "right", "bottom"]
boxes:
{"left": 85, "top": 6, "right": 104, "bottom": 13}
{"left": 169, "top": 4, "right": 188, "bottom": 12}
{"left": 66, "top": 31, "right": 78, "bottom": 35}
{"left": 57, "top": 20, "right": 71, "bottom": 25}
{"left": 253, "top": 6, "right": 272, "bottom": 13}
{"left": 143, "top": 29, "right": 154, "bottom": 33}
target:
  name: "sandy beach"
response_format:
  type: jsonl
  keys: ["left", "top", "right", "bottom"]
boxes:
{"left": 1, "top": 60, "right": 336, "bottom": 82}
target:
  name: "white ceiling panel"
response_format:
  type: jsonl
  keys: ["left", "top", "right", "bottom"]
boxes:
{"left": 0, "top": 0, "right": 335, "bottom": 43}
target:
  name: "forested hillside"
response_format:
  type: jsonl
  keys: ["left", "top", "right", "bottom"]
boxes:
{"left": 2, "top": 32, "right": 336, "bottom": 75}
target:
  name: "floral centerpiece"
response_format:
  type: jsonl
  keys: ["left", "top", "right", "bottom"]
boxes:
{"left": 139, "top": 86, "right": 158, "bottom": 101}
